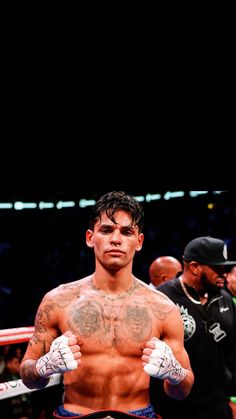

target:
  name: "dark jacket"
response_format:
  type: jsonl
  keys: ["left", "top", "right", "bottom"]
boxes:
{"left": 150, "top": 278, "right": 236, "bottom": 415}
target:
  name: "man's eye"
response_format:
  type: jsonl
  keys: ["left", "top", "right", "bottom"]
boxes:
{"left": 100, "top": 228, "right": 111, "bottom": 234}
{"left": 122, "top": 230, "right": 133, "bottom": 236}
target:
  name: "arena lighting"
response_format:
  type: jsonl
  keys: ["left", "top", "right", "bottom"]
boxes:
{"left": 163, "top": 191, "right": 185, "bottom": 200}
{"left": 208, "top": 203, "right": 215, "bottom": 209}
{"left": 189, "top": 191, "right": 208, "bottom": 197}
{"left": 56, "top": 201, "right": 75, "bottom": 209}
{"left": 0, "top": 191, "right": 228, "bottom": 211}
{"left": 0, "top": 203, "right": 13, "bottom": 209}
{"left": 145, "top": 193, "right": 161, "bottom": 202}
{"left": 39, "top": 201, "right": 55, "bottom": 210}
{"left": 79, "top": 199, "right": 96, "bottom": 208}
{"left": 14, "top": 202, "right": 37, "bottom": 210}
{"left": 134, "top": 196, "right": 145, "bottom": 202}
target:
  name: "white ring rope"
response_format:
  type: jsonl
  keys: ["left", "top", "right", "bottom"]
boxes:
{"left": 0, "top": 326, "right": 35, "bottom": 345}
{"left": 0, "top": 373, "right": 61, "bottom": 400}
{"left": 0, "top": 326, "right": 62, "bottom": 400}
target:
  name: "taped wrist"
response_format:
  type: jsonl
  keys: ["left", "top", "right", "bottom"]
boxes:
{"left": 36, "top": 335, "right": 77, "bottom": 378}
{"left": 143, "top": 340, "right": 186, "bottom": 385}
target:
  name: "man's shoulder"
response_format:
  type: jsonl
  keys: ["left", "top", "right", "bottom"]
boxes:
{"left": 157, "top": 278, "right": 179, "bottom": 294}
{"left": 220, "top": 288, "right": 236, "bottom": 308}
{"left": 141, "top": 281, "right": 176, "bottom": 310}
{"left": 155, "top": 279, "right": 184, "bottom": 305}
{"left": 43, "top": 277, "right": 86, "bottom": 300}
{"left": 221, "top": 287, "right": 233, "bottom": 300}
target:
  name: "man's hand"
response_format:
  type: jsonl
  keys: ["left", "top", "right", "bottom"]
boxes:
{"left": 36, "top": 331, "right": 81, "bottom": 378}
{"left": 142, "top": 337, "right": 186, "bottom": 385}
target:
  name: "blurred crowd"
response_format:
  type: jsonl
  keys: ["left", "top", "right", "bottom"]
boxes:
{"left": 0, "top": 342, "right": 63, "bottom": 419}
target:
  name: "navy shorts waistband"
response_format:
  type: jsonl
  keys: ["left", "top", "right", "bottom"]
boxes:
{"left": 53, "top": 404, "right": 160, "bottom": 418}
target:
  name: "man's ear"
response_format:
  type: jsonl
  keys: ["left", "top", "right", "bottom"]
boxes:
{"left": 189, "top": 261, "right": 200, "bottom": 276}
{"left": 86, "top": 229, "right": 94, "bottom": 248}
{"left": 136, "top": 233, "right": 144, "bottom": 252}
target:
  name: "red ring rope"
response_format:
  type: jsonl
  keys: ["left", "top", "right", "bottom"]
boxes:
{"left": 0, "top": 326, "right": 35, "bottom": 345}
{"left": 0, "top": 326, "right": 61, "bottom": 400}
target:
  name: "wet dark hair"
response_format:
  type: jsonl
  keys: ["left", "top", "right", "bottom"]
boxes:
{"left": 89, "top": 191, "right": 144, "bottom": 232}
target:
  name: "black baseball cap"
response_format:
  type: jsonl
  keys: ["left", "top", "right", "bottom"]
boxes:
{"left": 183, "top": 236, "right": 236, "bottom": 266}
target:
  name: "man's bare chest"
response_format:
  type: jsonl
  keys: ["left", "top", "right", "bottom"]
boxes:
{"left": 59, "top": 297, "right": 157, "bottom": 353}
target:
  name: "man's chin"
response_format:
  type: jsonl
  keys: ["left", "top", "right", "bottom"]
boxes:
{"left": 216, "top": 280, "right": 225, "bottom": 288}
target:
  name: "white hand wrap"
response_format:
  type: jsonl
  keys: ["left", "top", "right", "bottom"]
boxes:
{"left": 36, "top": 335, "right": 77, "bottom": 378}
{"left": 143, "top": 339, "right": 186, "bottom": 385}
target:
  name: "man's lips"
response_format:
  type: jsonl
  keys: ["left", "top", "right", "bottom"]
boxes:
{"left": 216, "top": 279, "right": 225, "bottom": 287}
{"left": 106, "top": 249, "right": 125, "bottom": 255}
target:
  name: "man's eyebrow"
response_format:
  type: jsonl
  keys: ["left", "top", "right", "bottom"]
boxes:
{"left": 98, "top": 222, "right": 136, "bottom": 229}
{"left": 120, "top": 224, "right": 137, "bottom": 230}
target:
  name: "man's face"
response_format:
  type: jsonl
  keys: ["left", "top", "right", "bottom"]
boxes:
{"left": 86, "top": 210, "right": 144, "bottom": 271}
{"left": 199, "top": 264, "right": 225, "bottom": 293}
{"left": 226, "top": 266, "right": 236, "bottom": 294}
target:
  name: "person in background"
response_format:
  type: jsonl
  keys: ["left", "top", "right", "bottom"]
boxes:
{"left": 151, "top": 236, "right": 236, "bottom": 419}
{"left": 0, "top": 352, "right": 33, "bottom": 419}
{"left": 0, "top": 344, "right": 10, "bottom": 374}
{"left": 0, "top": 352, "right": 21, "bottom": 382}
{"left": 149, "top": 256, "right": 182, "bottom": 288}
{"left": 225, "top": 265, "right": 236, "bottom": 305}
{"left": 224, "top": 265, "right": 236, "bottom": 417}
{"left": 20, "top": 191, "right": 194, "bottom": 418}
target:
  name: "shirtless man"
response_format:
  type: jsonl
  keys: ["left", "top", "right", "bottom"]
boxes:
{"left": 20, "top": 191, "right": 194, "bottom": 418}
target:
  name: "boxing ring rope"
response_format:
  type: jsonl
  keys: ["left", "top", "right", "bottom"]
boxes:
{"left": 0, "top": 326, "right": 35, "bottom": 346}
{"left": 0, "top": 326, "right": 62, "bottom": 400}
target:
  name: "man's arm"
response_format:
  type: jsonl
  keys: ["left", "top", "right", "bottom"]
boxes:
{"left": 20, "top": 293, "right": 81, "bottom": 389}
{"left": 142, "top": 305, "right": 194, "bottom": 400}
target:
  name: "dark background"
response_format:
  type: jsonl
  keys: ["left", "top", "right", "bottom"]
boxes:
{"left": 0, "top": 188, "right": 235, "bottom": 329}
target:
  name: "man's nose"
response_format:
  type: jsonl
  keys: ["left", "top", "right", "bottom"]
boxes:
{"left": 110, "top": 231, "right": 121, "bottom": 243}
